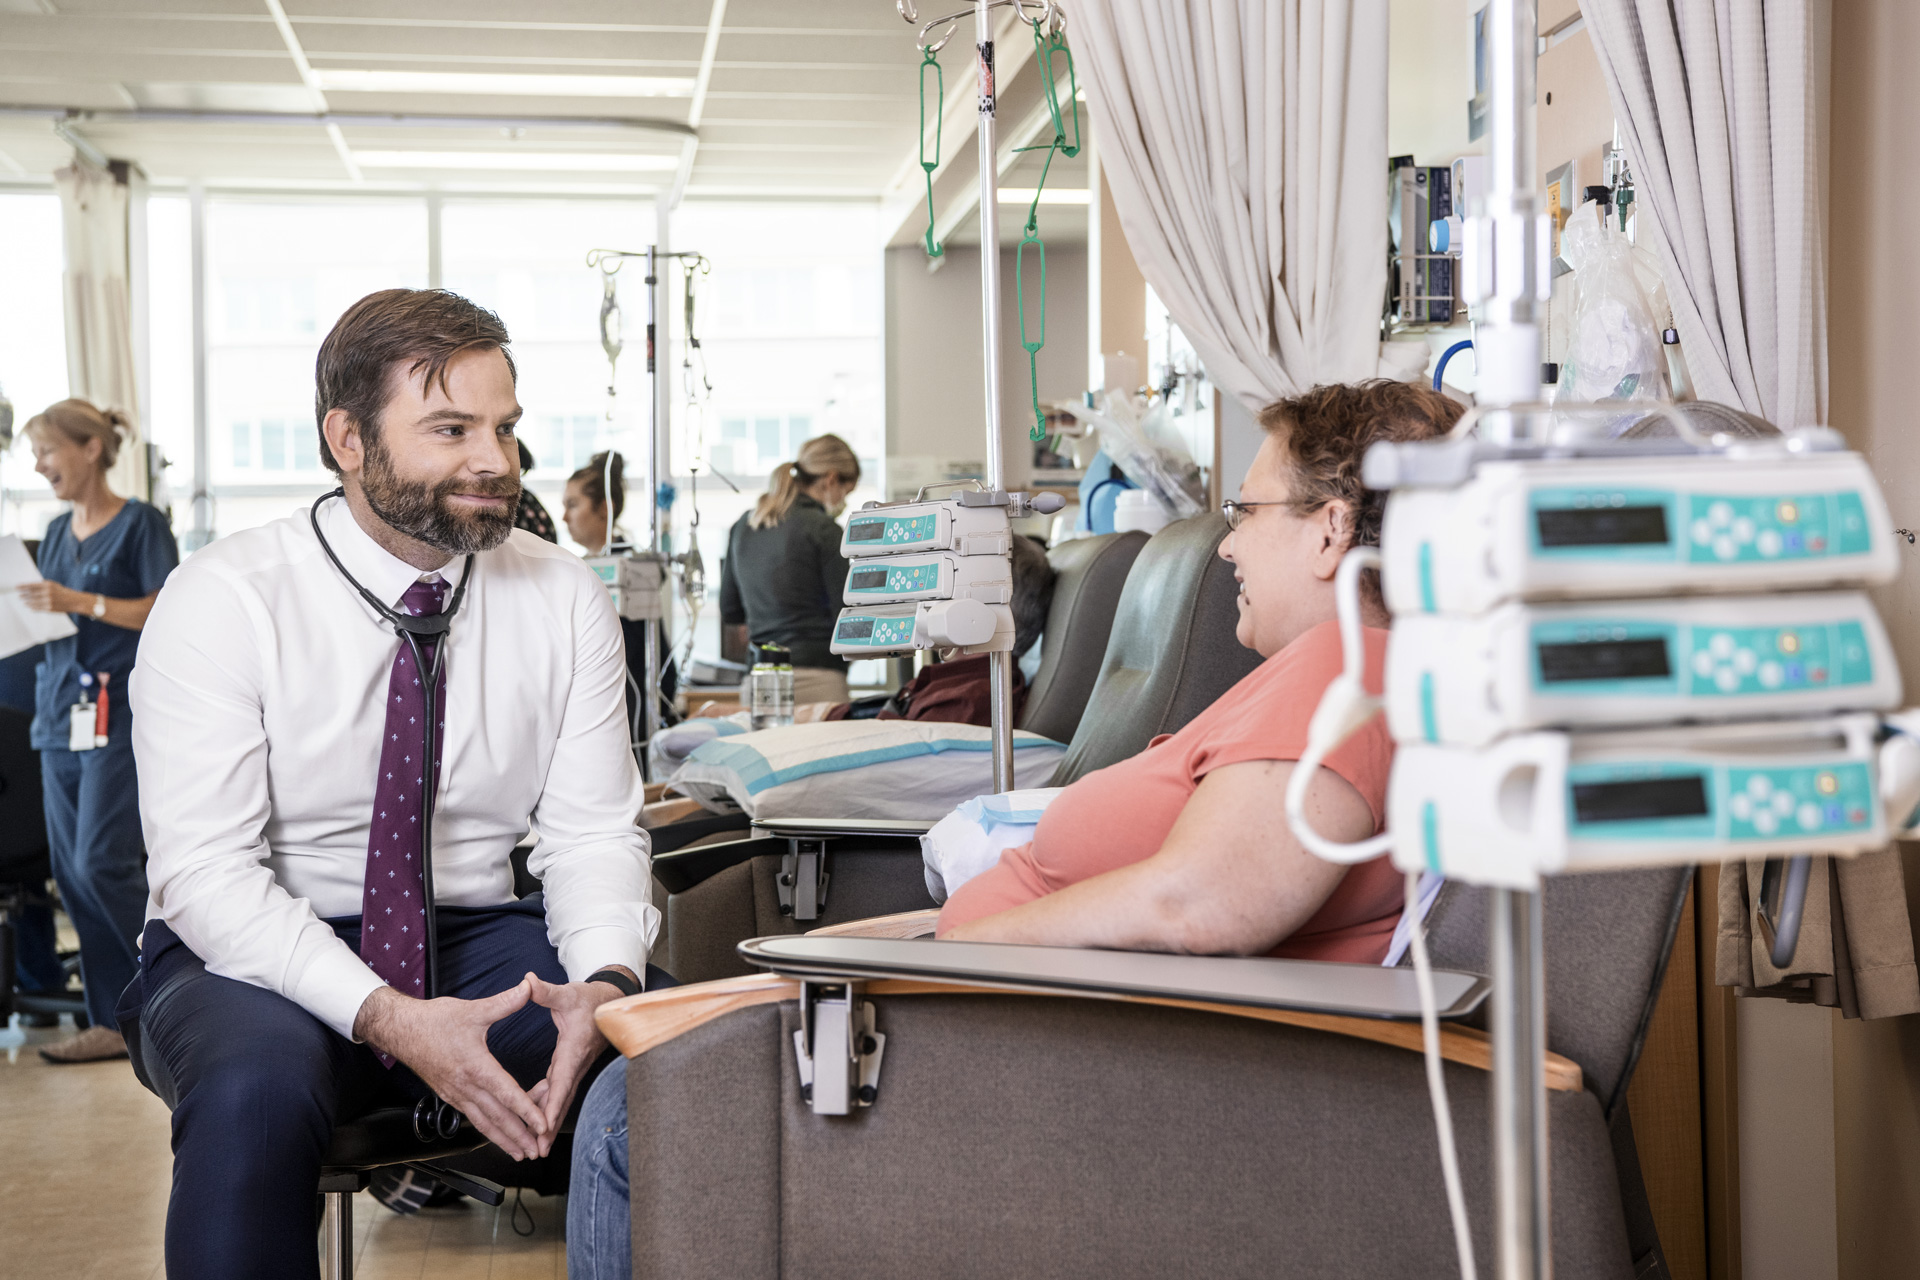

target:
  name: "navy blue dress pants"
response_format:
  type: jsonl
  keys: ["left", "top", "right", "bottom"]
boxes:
{"left": 41, "top": 725, "right": 147, "bottom": 1027}
{"left": 118, "top": 896, "right": 653, "bottom": 1280}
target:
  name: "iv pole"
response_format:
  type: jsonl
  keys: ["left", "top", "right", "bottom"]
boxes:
{"left": 587, "top": 243, "right": 708, "bottom": 777}
{"left": 1475, "top": 0, "right": 1551, "bottom": 1274}
{"left": 972, "top": 0, "right": 1016, "bottom": 794}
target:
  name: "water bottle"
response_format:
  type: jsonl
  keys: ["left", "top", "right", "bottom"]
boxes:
{"left": 748, "top": 643, "right": 795, "bottom": 730}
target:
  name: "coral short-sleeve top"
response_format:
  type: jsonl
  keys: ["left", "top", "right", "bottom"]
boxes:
{"left": 936, "top": 619, "right": 1402, "bottom": 963}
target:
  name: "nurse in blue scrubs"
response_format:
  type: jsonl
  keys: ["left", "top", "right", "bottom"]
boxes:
{"left": 15, "top": 399, "right": 177, "bottom": 1063}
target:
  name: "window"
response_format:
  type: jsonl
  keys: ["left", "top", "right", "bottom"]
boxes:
{"left": 201, "top": 198, "right": 427, "bottom": 533}
{"left": 0, "top": 193, "right": 70, "bottom": 538}
{"left": 441, "top": 200, "right": 656, "bottom": 547}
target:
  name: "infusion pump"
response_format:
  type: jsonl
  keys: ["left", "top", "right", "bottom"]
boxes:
{"left": 830, "top": 488, "right": 1060, "bottom": 658}
{"left": 1291, "top": 430, "right": 1918, "bottom": 891}
{"left": 1387, "top": 591, "right": 1901, "bottom": 746}
{"left": 1385, "top": 713, "right": 1890, "bottom": 888}
{"left": 1374, "top": 448, "right": 1896, "bottom": 614}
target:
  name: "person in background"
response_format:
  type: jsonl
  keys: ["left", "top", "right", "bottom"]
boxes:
{"left": 718, "top": 433, "right": 862, "bottom": 705}
{"left": 811, "top": 534, "right": 1055, "bottom": 725}
{"left": 16, "top": 399, "right": 178, "bottom": 1062}
{"left": 563, "top": 450, "right": 677, "bottom": 722}
{"left": 563, "top": 449, "right": 628, "bottom": 554}
{"left": 514, "top": 439, "right": 559, "bottom": 543}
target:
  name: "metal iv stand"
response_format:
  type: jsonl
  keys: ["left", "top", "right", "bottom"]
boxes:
{"left": 586, "top": 244, "right": 709, "bottom": 772}
{"left": 899, "top": 0, "right": 1061, "bottom": 792}
{"left": 1474, "top": 0, "right": 1553, "bottom": 1275}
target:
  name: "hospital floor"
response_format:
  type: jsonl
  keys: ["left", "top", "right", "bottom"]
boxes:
{"left": 0, "top": 1011, "right": 569, "bottom": 1278}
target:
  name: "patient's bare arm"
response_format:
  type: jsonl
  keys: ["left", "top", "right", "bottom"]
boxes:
{"left": 940, "top": 759, "right": 1373, "bottom": 954}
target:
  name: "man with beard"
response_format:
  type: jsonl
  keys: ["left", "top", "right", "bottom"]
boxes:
{"left": 120, "top": 289, "right": 663, "bottom": 1278}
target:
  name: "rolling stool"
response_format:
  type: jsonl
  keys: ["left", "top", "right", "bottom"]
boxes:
{"left": 317, "top": 1101, "right": 505, "bottom": 1280}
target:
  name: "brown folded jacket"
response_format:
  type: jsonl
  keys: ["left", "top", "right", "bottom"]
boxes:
{"left": 1716, "top": 848, "right": 1920, "bottom": 1020}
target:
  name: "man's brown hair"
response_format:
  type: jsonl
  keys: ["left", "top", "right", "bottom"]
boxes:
{"left": 314, "top": 288, "right": 516, "bottom": 475}
{"left": 1257, "top": 378, "right": 1463, "bottom": 556}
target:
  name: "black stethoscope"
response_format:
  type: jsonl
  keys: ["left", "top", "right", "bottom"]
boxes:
{"left": 311, "top": 488, "right": 478, "bottom": 1140}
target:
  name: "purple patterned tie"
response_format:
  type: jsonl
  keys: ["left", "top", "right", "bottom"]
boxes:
{"left": 360, "top": 578, "right": 448, "bottom": 1053}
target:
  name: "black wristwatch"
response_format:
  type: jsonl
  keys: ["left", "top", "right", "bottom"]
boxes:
{"left": 586, "top": 967, "right": 641, "bottom": 998}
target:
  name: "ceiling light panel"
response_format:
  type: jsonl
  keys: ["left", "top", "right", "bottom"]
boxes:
{"left": 313, "top": 70, "right": 694, "bottom": 97}
{"left": 351, "top": 149, "right": 680, "bottom": 172}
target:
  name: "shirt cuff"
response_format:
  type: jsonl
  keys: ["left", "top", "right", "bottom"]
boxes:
{"left": 285, "top": 939, "right": 390, "bottom": 1041}
{"left": 557, "top": 919, "right": 656, "bottom": 986}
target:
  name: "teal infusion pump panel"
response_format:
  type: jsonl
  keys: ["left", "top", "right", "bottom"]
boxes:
{"left": 1380, "top": 451, "right": 1897, "bottom": 614}
{"left": 842, "top": 551, "right": 1012, "bottom": 606}
{"left": 1388, "top": 592, "right": 1901, "bottom": 746}
{"left": 842, "top": 499, "right": 1012, "bottom": 559}
{"left": 1385, "top": 713, "right": 1889, "bottom": 887}
{"left": 831, "top": 603, "right": 920, "bottom": 653}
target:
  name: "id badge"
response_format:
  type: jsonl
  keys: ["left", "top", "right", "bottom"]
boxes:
{"left": 68, "top": 703, "right": 98, "bottom": 752}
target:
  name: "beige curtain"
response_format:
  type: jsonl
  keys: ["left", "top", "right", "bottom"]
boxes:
{"left": 54, "top": 162, "right": 147, "bottom": 500}
{"left": 1074, "top": 0, "right": 1390, "bottom": 414}
{"left": 1583, "top": 0, "right": 1826, "bottom": 427}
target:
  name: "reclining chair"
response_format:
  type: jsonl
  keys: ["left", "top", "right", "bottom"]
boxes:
{"left": 653, "top": 513, "right": 1262, "bottom": 983}
{"left": 647, "top": 529, "right": 1150, "bottom": 856}
{"left": 599, "top": 863, "right": 1691, "bottom": 1279}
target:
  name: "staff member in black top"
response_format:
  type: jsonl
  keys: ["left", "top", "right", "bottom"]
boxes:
{"left": 718, "top": 433, "right": 861, "bottom": 704}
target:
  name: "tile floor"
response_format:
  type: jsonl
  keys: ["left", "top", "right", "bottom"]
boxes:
{"left": 0, "top": 1014, "right": 568, "bottom": 1278}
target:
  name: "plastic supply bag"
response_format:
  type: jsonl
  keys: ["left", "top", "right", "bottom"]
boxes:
{"left": 1558, "top": 202, "right": 1669, "bottom": 406}
{"left": 1061, "top": 395, "right": 1205, "bottom": 519}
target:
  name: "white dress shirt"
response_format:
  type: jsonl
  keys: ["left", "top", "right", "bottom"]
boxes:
{"left": 131, "top": 495, "right": 656, "bottom": 1039}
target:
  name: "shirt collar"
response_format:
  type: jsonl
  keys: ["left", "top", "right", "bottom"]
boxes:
{"left": 314, "top": 492, "right": 449, "bottom": 613}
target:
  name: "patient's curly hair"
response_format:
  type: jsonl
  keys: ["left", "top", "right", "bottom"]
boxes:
{"left": 1258, "top": 379, "right": 1462, "bottom": 555}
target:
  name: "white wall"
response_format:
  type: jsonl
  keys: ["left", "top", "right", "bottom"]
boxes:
{"left": 885, "top": 243, "right": 1087, "bottom": 498}
{"left": 1388, "top": 0, "right": 1478, "bottom": 166}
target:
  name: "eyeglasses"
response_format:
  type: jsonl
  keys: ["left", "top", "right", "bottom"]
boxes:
{"left": 1220, "top": 499, "right": 1281, "bottom": 531}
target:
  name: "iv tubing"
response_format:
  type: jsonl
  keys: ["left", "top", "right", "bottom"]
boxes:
{"left": 1284, "top": 547, "right": 1392, "bottom": 864}
{"left": 1408, "top": 869, "right": 1479, "bottom": 1280}
{"left": 1433, "top": 340, "right": 1473, "bottom": 391}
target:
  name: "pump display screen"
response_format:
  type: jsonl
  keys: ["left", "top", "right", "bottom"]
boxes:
{"left": 848, "top": 522, "right": 887, "bottom": 542}
{"left": 836, "top": 617, "right": 875, "bottom": 641}
{"left": 848, "top": 568, "right": 889, "bottom": 591}
{"left": 1535, "top": 505, "right": 1671, "bottom": 548}
{"left": 1536, "top": 637, "right": 1672, "bottom": 684}
{"left": 1571, "top": 775, "right": 1709, "bottom": 824}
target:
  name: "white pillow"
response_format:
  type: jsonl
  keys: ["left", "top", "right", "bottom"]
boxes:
{"left": 669, "top": 721, "right": 1067, "bottom": 821}
{"left": 920, "top": 787, "right": 1064, "bottom": 903}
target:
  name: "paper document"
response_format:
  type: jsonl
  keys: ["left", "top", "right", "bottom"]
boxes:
{"left": 0, "top": 534, "right": 76, "bottom": 661}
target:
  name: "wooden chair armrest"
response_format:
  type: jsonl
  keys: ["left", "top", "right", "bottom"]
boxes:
{"left": 643, "top": 782, "right": 673, "bottom": 804}
{"left": 805, "top": 909, "right": 941, "bottom": 940}
{"left": 595, "top": 972, "right": 1583, "bottom": 1093}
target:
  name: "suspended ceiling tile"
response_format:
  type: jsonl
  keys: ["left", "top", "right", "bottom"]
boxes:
{"left": 0, "top": 14, "right": 284, "bottom": 52}
{"left": 128, "top": 82, "right": 321, "bottom": 112}
{"left": 298, "top": 27, "right": 708, "bottom": 64}
{"left": 285, "top": 0, "right": 714, "bottom": 26}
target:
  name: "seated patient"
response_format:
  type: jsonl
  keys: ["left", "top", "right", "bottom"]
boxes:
{"left": 939, "top": 379, "right": 1459, "bottom": 958}
{"left": 122, "top": 289, "right": 665, "bottom": 1278}
{"left": 564, "top": 379, "right": 1460, "bottom": 1280}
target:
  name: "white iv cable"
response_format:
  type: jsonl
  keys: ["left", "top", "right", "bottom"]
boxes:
{"left": 1405, "top": 869, "right": 1478, "bottom": 1280}
{"left": 1285, "top": 545, "right": 1476, "bottom": 1279}
{"left": 1284, "top": 548, "right": 1392, "bottom": 863}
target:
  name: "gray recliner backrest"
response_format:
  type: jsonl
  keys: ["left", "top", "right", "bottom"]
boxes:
{"left": 1019, "top": 531, "right": 1150, "bottom": 746}
{"left": 1420, "top": 867, "right": 1692, "bottom": 1111}
{"left": 1052, "top": 512, "right": 1263, "bottom": 786}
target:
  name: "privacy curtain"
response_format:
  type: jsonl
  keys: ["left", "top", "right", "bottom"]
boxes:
{"left": 54, "top": 162, "right": 147, "bottom": 500}
{"left": 1074, "top": 0, "right": 1389, "bottom": 414}
{"left": 1583, "top": 0, "right": 1825, "bottom": 427}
